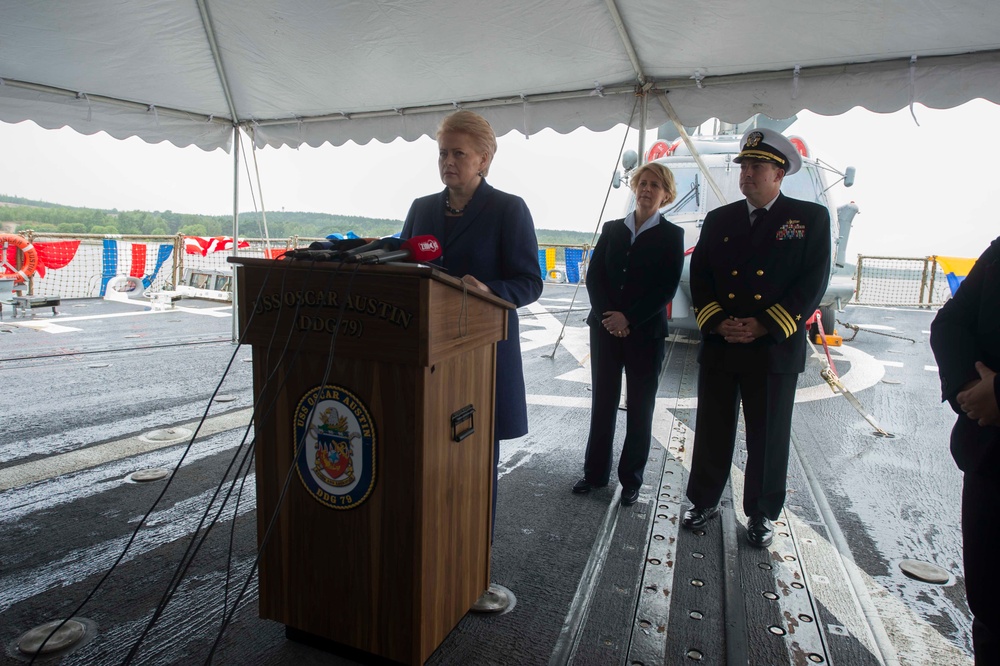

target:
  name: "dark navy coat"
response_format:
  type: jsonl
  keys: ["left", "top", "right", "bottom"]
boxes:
{"left": 401, "top": 180, "right": 543, "bottom": 440}
{"left": 930, "top": 236, "right": 1000, "bottom": 473}
{"left": 691, "top": 193, "right": 831, "bottom": 374}
{"left": 586, "top": 215, "right": 685, "bottom": 338}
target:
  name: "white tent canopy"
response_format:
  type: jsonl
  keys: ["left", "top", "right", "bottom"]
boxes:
{"left": 2, "top": 0, "right": 999, "bottom": 152}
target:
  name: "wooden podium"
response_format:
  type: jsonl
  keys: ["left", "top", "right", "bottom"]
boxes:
{"left": 232, "top": 258, "right": 511, "bottom": 665}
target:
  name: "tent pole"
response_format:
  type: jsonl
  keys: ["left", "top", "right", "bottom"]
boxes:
{"left": 638, "top": 93, "right": 647, "bottom": 164}
{"left": 231, "top": 125, "right": 240, "bottom": 344}
{"left": 655, "top": 92, "right": 728, "bottom": 206}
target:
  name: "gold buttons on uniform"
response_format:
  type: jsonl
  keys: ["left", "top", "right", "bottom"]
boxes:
{"left": 754, "top": 294, "right": 762, "bottom": 300}
{"left": 728, "top": 293, "right": 735, "bottom": 299}
{"left": 731, "top": 270, "right": 738, "bottom": 276}
{"left": 723, "top": 237, "right": 729, "bottom": 242}
{"left": 756, "top": 269, "right": 764, "bottom": 276}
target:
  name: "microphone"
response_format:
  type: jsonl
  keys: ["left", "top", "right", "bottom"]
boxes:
{"left": 341, "top": 237, "right": 404, "bottom": 260}
{"left": 308, "top": 238, "right": 368, "bottom": 251}
{"left": 285, "top": 237, "right": 369, "bottom": 260}
{"left": 348, "top": 235, "right": 442, "bottom": 264}
{"left": 337, "top": 236, "right": 402, "bottom": 259}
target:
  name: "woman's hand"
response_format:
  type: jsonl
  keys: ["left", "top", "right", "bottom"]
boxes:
{"left": 602, "top": 311, "right": 630, "bottom": 338}
{"left": 461, "top": 274, "right": 494, "bottom": 295}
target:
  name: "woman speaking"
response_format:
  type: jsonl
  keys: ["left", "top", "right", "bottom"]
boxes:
{"left": 572, "top": 161, "right": 685, "bottom": 506}
{"left": 400, "top": 110, "right": 543, "bottom": 610}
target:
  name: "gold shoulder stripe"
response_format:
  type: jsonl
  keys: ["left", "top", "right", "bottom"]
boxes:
{"left": 766, "top": 305, "right": 796, "bottom": 338}
{"left": 771, "top": 305, "right": 797, "bottom": 337}
{"left": 766, "top": 310, "right": 793, "bottom": 338}
{"left": 770, "top": 303, "right": 797, "bottom": 332}
{"left": 696, "top": 302, "right": 723, "bottom": 329}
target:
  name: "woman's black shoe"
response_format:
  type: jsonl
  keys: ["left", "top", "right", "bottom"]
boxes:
{"left": 572, "top": 478, "right": 606, "bottom": 494}
{"left": 620, "top": 487, "right": 640, "bottom": 505}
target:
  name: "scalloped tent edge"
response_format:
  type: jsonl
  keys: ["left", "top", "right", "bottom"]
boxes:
{"left": 1, "top": 1, "right": 998, "bottom": 151}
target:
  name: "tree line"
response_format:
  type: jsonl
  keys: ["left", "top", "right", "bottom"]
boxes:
{"left": 0, "top": 195, "right": 595, "bottom": 249}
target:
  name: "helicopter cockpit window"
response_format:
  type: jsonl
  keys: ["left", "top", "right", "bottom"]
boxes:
{"left": 662, "top": 168, "right": 702, "bottom": 214}
{"left": 655, "top": 166, "right": 741, "bottom": 214}
{"left": 779, "top": 167, "right": 825, "bottom": 206}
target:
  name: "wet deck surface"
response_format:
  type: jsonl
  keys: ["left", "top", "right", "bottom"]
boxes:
{"left": 0, "top": 286, "right": 974, "bottom": 665}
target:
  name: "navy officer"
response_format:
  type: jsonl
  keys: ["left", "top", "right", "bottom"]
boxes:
{"left": 681, "top": 127, "right": 831, "bottom": 547}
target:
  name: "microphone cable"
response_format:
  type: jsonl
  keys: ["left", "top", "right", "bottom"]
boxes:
{"left": 118, "top": 260, "right": 293, "bottom": 664}
{"left": 204, "top": 259, "right": 368, "bottom": 664}
{"left": 28, "top": 260, "right": 279, "bottom": 665}
{"left": 124, "top": 256, "right": 346, "bottom": 663}
{"left": 51, "top": 254, "right": 394, "bottom": 664}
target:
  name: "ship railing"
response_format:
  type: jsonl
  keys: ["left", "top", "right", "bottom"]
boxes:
{"left": 852, "top": 255, "right": 952, "bottom": 308}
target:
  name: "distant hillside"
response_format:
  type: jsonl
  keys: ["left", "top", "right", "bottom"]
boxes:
{"left": 0, "top": 194, "right": 596, "bottom": 247}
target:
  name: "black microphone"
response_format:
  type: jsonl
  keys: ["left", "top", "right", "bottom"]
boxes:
{"left": 308, "top": 237, "right": 368, "bottom": 251}
{"left": 350, "top": 235, "right": 442, "bottom": 264}
{"left": 285, "top": 237, "right": 368, "bottom": 260}
{"left": 337, "top": 236, "right": 403, "bottom": 259}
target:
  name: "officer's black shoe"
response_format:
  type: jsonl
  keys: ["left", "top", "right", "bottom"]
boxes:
{"left": 620, "top": 487, "right": 640, "bottom": 506}
{"left": 746, "top": 514, "right": 774, "bottom": 548}
{"left": 572, "top": 478, "right": 607, "bottom": 494}
{"left": 681, "top": 505, "right": 719, "bottom": 529}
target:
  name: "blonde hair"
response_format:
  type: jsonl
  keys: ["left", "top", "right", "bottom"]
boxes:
{"left": 437, "top": 110, "right": 497, "bottom": 176}
{"left": 630, "top": 162, "right": 677, "bottom": 207}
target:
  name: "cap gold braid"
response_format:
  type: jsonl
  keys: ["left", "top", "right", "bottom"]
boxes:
{"left": 738, "top": 148, "right": 787, "bottom": 165}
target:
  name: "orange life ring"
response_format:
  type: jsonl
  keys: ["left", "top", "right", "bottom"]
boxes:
{"left": 645, "top": 140, "right": 672, "bottom": 162}
{"left": 0, "top": 233, "right": 38, "bottom": 283}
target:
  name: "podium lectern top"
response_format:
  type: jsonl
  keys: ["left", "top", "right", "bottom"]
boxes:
{"left": 231, "top": 258, "right": 512, "bottom": 366}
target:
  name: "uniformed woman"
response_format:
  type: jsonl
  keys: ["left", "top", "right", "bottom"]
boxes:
{"left": 572, "top": 161, "right": 685, "bottom": 506}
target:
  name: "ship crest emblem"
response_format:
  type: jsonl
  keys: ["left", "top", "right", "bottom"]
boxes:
{"left": 294, "top": 384, "right": 376, "bottom": 510}
{"left": 313, "top": 407, "right": 357, "bottom": 486}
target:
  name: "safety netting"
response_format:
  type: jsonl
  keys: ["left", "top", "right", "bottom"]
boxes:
{"left": 14, "top": 234, "right": 295, "bottom": 299}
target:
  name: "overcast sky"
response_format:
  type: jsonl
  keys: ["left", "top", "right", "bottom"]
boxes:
{"left": 1, "top": 99, "right": 997, "bottom": 259}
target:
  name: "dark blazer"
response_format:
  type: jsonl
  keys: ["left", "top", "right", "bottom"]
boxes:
{"left": 690, "top": 192, "right": 831, "bottom": 374}
{"left": 401, "top": 179, "right": 543, "bottom": 440}
{"left": 930, "top": 236, "right": 1000, "bottom": 473}
{"left": 585, "top": 215, "right": 685, "bottom": 338}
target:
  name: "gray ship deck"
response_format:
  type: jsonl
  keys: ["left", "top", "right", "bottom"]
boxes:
{"left": 0, "top": 284, "right": 973, "bottom": 665}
